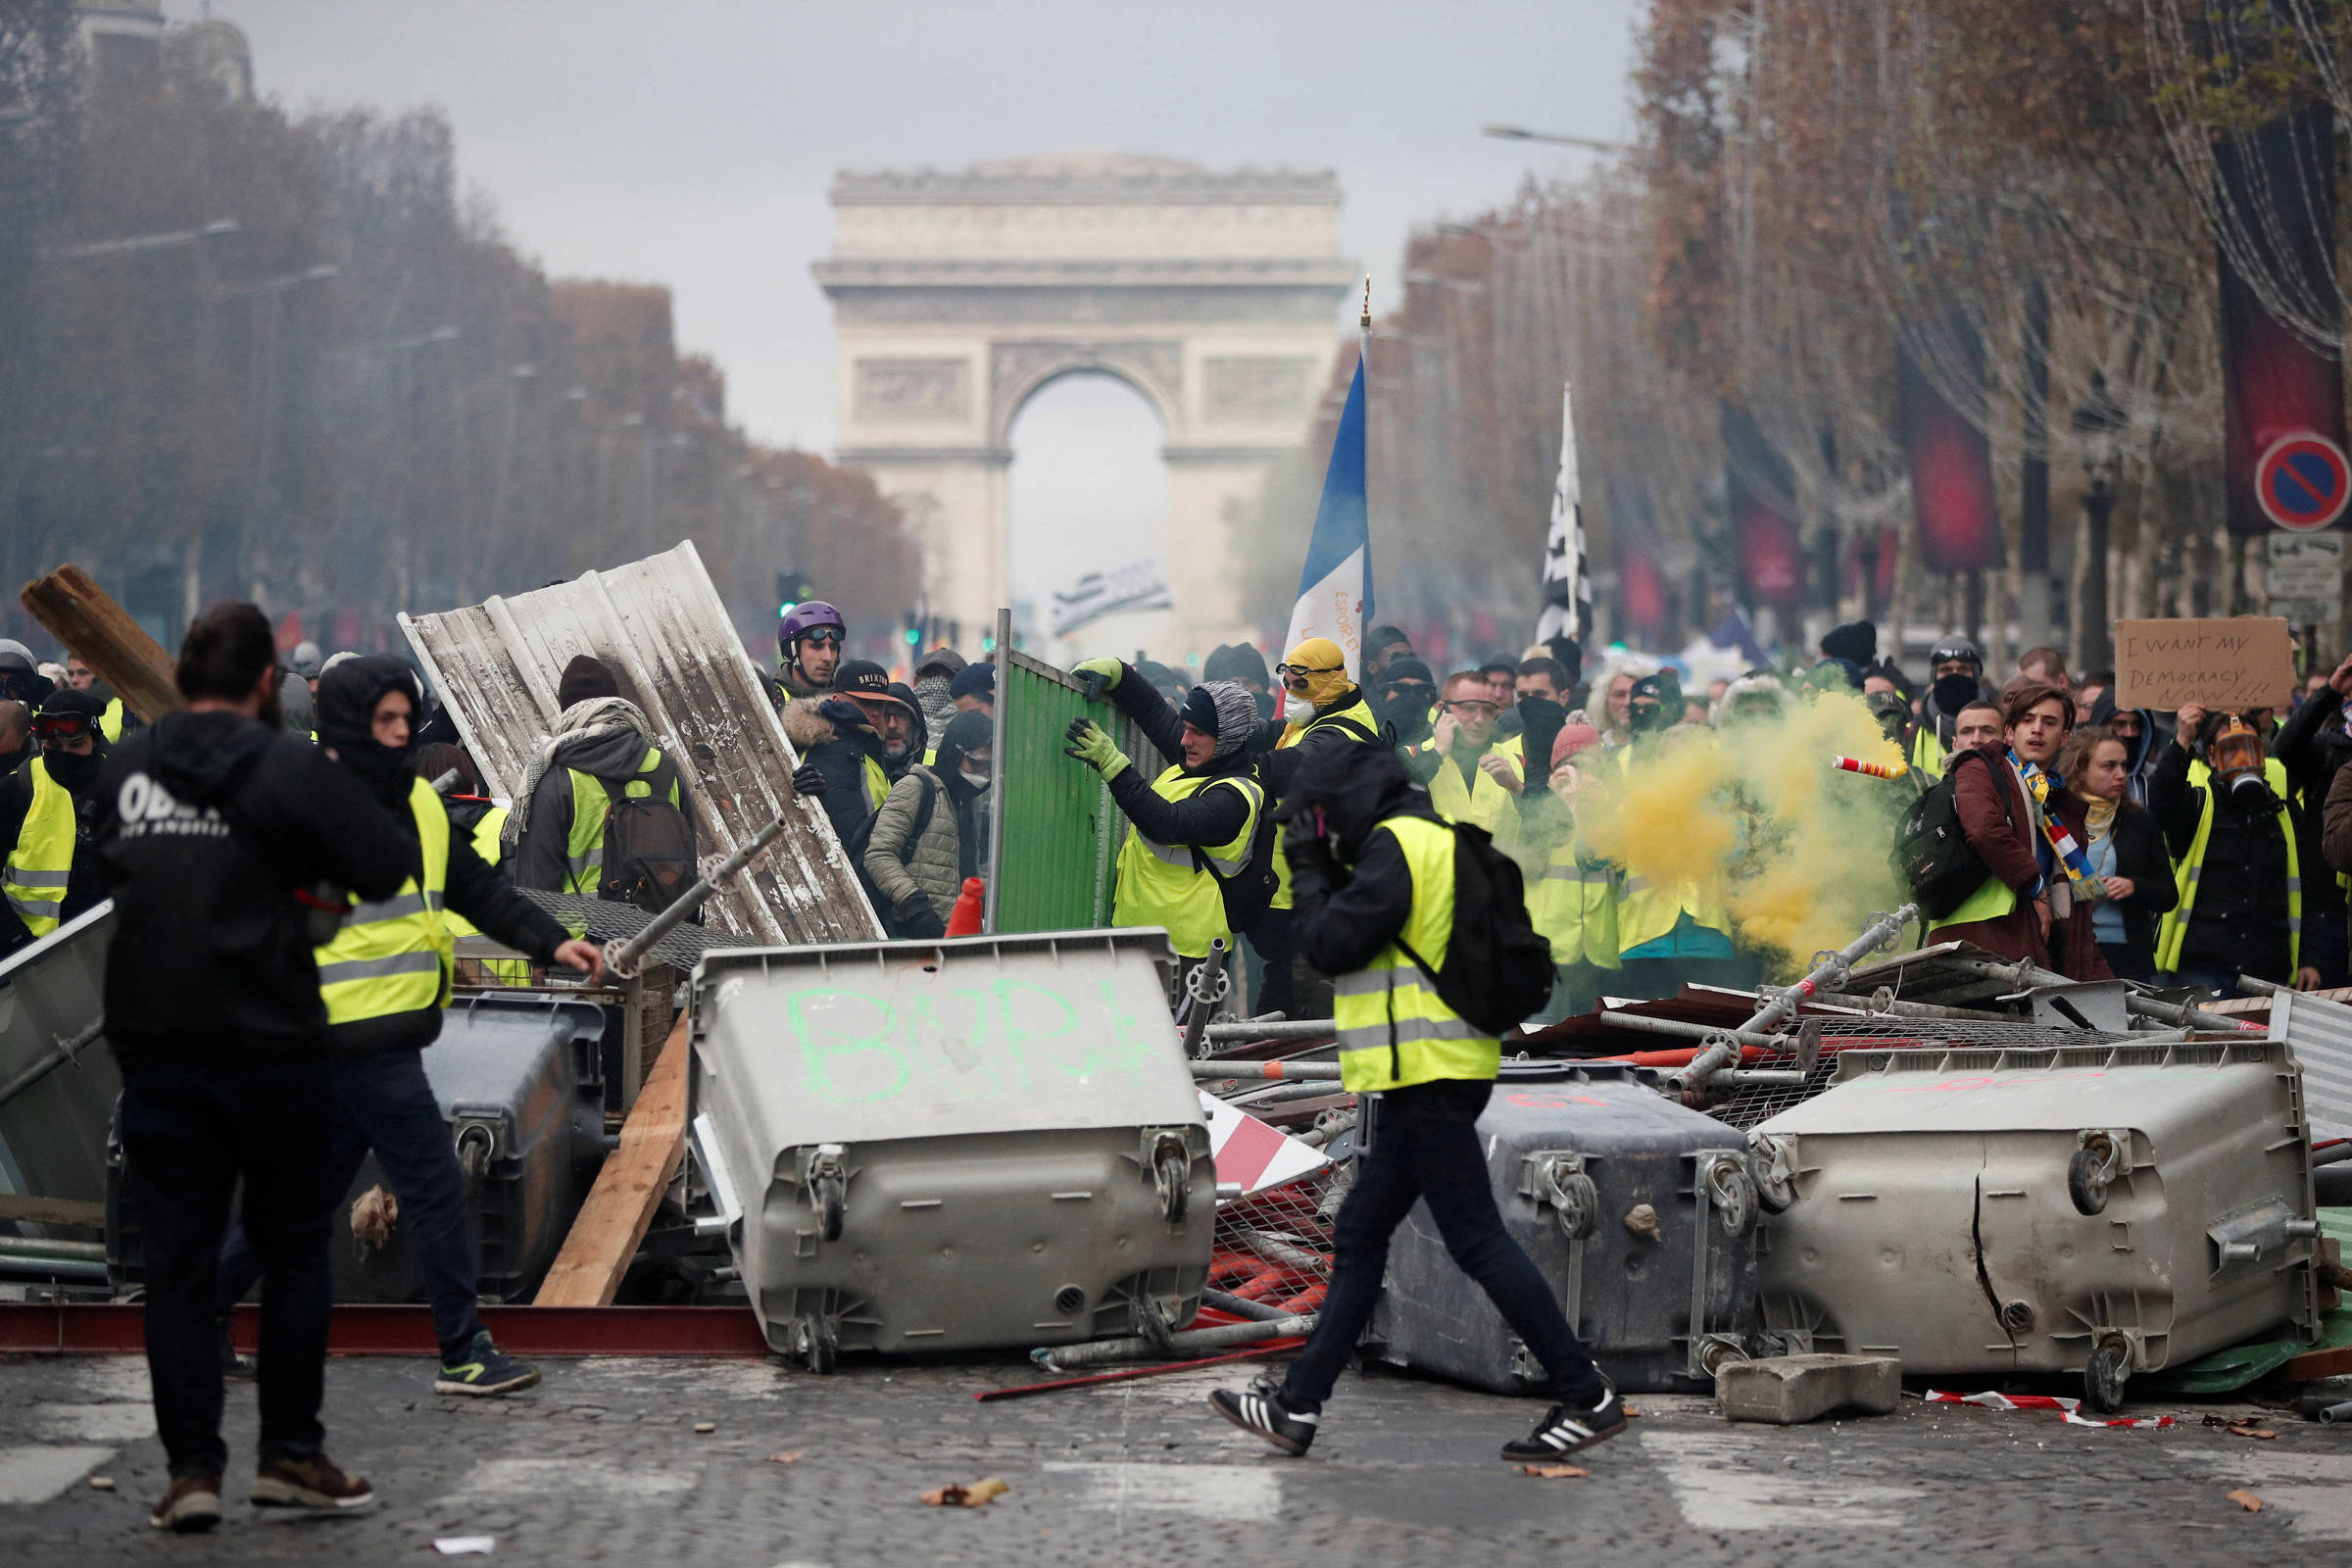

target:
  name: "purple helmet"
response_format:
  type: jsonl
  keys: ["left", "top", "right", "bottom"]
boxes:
{"left": 778, "top": 600, "right": 846, "bottom": 662}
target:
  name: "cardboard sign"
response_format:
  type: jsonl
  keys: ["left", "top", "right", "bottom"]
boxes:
{"left": 2114, "top": 616, "right": 2296, "bottom": 712}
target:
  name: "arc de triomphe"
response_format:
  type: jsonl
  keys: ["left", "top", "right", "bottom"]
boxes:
{"left": 816, "top": 152, "right": 1355, "bottom": 655}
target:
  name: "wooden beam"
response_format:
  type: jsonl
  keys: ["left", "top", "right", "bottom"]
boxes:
{"left": 0, "top": 1195, "right": 105, "bottom": 1229}
{"left": 19, "top": 564, "right": 183, "bottom": 721}
{"left": 534, "top": 1011, "right": 692, "bottom": 1307}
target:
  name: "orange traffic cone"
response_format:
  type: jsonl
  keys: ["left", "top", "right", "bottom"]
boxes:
{"left": 944, "top": 876, "right": 985, "bottom": 937}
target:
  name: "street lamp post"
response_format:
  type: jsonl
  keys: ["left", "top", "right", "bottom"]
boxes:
{"left": 2072, "top": 370, "right": 2127, "bottom": 675}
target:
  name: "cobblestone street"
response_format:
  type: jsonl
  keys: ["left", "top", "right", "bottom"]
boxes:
{"left": 6, "top": 1350, "right": 2352, "bottom": 1564}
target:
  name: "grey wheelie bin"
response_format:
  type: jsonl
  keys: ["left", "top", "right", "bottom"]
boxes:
{"left": 1367, "top": 1061, "right": 1763, "bottom": 1394}
{"left": 1750, "top": 1038, "right": 2321, "bottom": 1410}
{"left": 688, "top": 929, "right": 1214, "bottom": 1370}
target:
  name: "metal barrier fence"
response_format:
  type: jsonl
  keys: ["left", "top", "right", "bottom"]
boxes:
{"left": 984, "top": 638, "right": 1151, "bottom": 935}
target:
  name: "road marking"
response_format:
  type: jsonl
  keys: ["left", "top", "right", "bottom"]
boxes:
{"left": 0, "top": 1446, "right": 115, "bottom": 1505}
{"left": 446, "top": 1458, "right": 699, "bottom": 1500}
{"left": 33, "top": 1403, "right": 155, "bottom": 1441}
{"left": 1042, "top": 1461, "right": 1282, "bottom": 1523}
{"left": 1643, "top": 1429, "right": 1917, "bottom": 1531}
{"left": 2183, "top": 1449, "right": 2352, "bottom": 1540}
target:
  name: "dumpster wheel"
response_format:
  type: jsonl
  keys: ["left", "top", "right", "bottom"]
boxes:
{"left": 798, "top": 1313, "right": 838, "bottom": 1375}
{"left": 2084, "top": 1337, "right": 2131, "bottom": 1413}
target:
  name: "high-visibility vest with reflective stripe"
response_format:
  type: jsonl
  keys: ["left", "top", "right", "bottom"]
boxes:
{"left": 1331, "top": 814, "right": 1500, "bottom": 1093}
{"left": 1530, "top": 830, "right": 1620, "bottom": 968}
{"left": 440, "top": 803, "right": 531, "bottom": 985}
{"left": 2, "top": 758, "right": 74, "bottom": 939}
{"left": 562, "top": 747, "right": 677, "bottom": 896}
{"left": 1425, "top": 745, "right": 1521, "bottom": 856}
{"left": 1910, "top": 724, "right": 1947, "bottom": 781}
{"left": 1270, "top": 698, "right": 1380, "bottom": 911}
{"left": 2156, "top": 757, "right": 2300, "bottom": 975}
{"left": 862, "top": 755, "right": 889, "bottom": 811}
{"left": 1611, "top": 745, "right": 1730, "bottom": 953}
{"left": 98, "top": 697, "right": 125, "bottom": 745}
{"left": 316, "top": 776, "right": 453, "bottom": 1024}
{"left": 1111, "top": 766, "right": 1263, "bottom": 959}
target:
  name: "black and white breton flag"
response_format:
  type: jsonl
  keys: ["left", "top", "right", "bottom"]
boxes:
{"left": 1049, "top": 556, "right": 1175, "bottom": 640}
{"left": 1535, "top": 382, "right": 1592, "bottom": 646}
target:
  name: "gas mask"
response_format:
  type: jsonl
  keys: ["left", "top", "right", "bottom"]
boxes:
{"left": 2208, "top": 716, "right": 2274, "bottom": 808}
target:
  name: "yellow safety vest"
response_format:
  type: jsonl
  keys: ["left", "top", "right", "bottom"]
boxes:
{"left": 1611, "top": 745, "right": 1731, "bottom": 953}
{"left": 316, "top": 777, "right": 454, "bottom": 1025}
{"left": 562, "top": 746, "right": 679, "bottom": 897}
{"left": 2, "top": 758, "right": 75, "bottom": 939}
{"left": 1910, "top": 724, "right": 1947, "bottom": 781}
{"left": 1111, "top": 766, "right": 1264, "bottom": 959}
{"left": 1530, "top": 829, "right": 1620, "bottom": 968}
{"left": 442, "top": 803, "right": 530, "bottom": 985}
{"left": 1269, "top": 697, "right": 1380, "bottom": 912}
{"left": 98, "top": 697, "right": 125, "bottom": 745}
{"left": 2155, "top": 757, "right": 2299, "bottom": 975}
{"left": 1425, "top": 744, "right": 1521, "bottom": 855}
{"left": 1331, "top": 815, "right": 1500, "bottom": 1093}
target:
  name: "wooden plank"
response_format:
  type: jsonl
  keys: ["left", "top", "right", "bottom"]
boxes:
{"left": 533, "top": 1011, "right": 692, "bottom": 1307}
{"left": 0, "top": 1195, "right": 105, "bottom": 1229}
{"left": 18, "top": 564, "right": 183, "bottom": 721}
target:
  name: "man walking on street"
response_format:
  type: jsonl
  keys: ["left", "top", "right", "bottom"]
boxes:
{"left": 1209, "top": 742, "right": 1623, "bottom": 1462}
{"left": 97, "top": 604, "right": 416, "bottom": 1531}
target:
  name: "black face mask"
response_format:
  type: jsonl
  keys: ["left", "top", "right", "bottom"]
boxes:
{"left": 1932, "top": 672, "right": 1980, "bottom": 716}
{"left": 42, "top": 745, "right": 104, "bottom": 792}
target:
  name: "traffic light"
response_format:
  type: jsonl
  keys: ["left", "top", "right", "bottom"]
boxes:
{"left": 775, "top": 569, "right": 813, "bottom": 617}
{"left": 904, "top": 610, "right": 923, "bottom": 650}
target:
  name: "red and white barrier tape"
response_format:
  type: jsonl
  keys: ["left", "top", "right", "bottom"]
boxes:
{"left": 1926, "top": 1390, "right": 2174, "bottom": 1429}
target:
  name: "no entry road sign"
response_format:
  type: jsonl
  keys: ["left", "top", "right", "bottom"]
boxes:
{"left": 2256, "top": 433, "right": 2352, "bottom": 531}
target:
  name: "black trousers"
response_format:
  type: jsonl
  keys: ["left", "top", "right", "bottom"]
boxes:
{"left": 1241, "top": 906, "right": 1298, "bottom": 1019}
{"left": 119, "top": 1052, "right": 336, "bottom": 1479}
{"left": 1279, "top": 1078, "right": 1606, "bottom": 1410}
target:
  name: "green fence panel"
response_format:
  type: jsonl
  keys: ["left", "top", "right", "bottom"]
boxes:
{"left": 986, "top": 650, "right": 1152, "bottom": 934}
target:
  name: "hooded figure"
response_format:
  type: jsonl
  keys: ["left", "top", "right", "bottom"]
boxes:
{"left": 862, "top": 690, "right": 959, "bottom": 940}
{"left": 1205, "top": 642, "right": 1276, "bottom": 721}
{"left": 315, "top": 657, "right": 424, "bottom": 811}
{"left": 507, "top": 656, "right": 694, "bottom": 899}
{"left": 0, "top": 688, "right": 114, "bottom": 944}
{"left": 1374, "top": 657, "right": 1438, "bottom": 748}
{"left": 1711, "top": 670, "right": 1788, "bottom": 728}
{"left": 935, "top": 707, "right": 996, "bottom": 881}
{"left": 912, "top": 647, "right": 966, "bottom": 746}
{"left": 2086, "top": 692, "right": 2160, "bottom": 805}
{"left": 1626, "top": 670, "right": 1685, "bottom": 739}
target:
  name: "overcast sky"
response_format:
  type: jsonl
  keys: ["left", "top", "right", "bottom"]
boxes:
{"left": 166, "top": 1, "right": 1639, "bottom": 620}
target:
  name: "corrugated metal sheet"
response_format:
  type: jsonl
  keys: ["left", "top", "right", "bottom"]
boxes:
{"left": 985, "top": 649, "right": 1149, "bottom": 934}
{"left": 399, "top": 541, "right": 882, "bottom": 947}
{"left": 2274, "top": 990, "right": 2352, "bottom": 1140}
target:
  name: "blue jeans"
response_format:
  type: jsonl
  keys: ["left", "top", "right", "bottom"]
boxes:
{"left": 220, "top": 1048, "right": 484, "bottom": 1363}
{"left": 1279, "top": 1079, "right": 1606, "bottom": 1411}
{"left": 121, "top": 1054, "right": 335, "bottom": 1478}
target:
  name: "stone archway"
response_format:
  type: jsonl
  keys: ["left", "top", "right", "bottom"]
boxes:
{"left": 817, "top": 152, "right": 1355, "bottom": 656}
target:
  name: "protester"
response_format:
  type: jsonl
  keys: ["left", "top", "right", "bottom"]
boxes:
{"left": 1912, "top": 635, "right": 1990, "bottom": 780}
{"left": 773, "top": 600, "right": 847, "bottom": 703}
{"left": 1063, "top": 663, "right": 1268, "bottom": 1017}
{"left": 216, "top": 657, "right": 601, "bottom": 1405}
{"left": 1408, "top": 670, "right": 1521, "bottom": 852}
{"left": 862, "top": 720, "right": 958, "bottom": 939}
{"left": 2078, "top": 668, "right": 2115, "bottom": 712}
{"left": 1951, "top": 700, "right": 2003, "bottom": 753}
{"left": 2017, "top": 645, "right": 2070, "bottom": 690}
{"left": 509, "top": 656, "right": 704, "bottom": 910}
{"left": 1612, "top": 669, "right": 1747, "bottom": 995}
{"left": 0, "top": 689, "right": 116, "bottom": 954}
{"left": 1205, "top": 642, "right": 1276, "bottom": 721}
{"left": 1513, "top": 656, "right": 1571, "bottom": 710}
{"left": 1209, "top": 741, "right": 1622, "bottom": 1464}
{"left": 1820, "top": 619, "right": 1877, "bottom": 671}
{"left": 1924, "top": 683, "right": 2103, "bottom": 975}
{"left": 1480, "top": 657, "right": 1523, "bottom": 740}
{"left": 2155, "top": 705, "right": 2322, "bottom": 997}
{"left": 781, "top": 659, "right": 897, "bottom": 853}
{"left": 911, "top": 647, "right": 966, "bottom": 749}
{"left": 0, "top": 700, "right": 29, "bottom": 778}
{"left": 0, "top": 639, "right": 56, "bottom": 708}
{"left": 949, "top": 661, "right": 995, "bottom": 715}
{"left": 1519, "top": 720, "right": 1618, "bottom": 1024}
{"left": 96, "top": 603, "right": 415, "bottom": 1530}
{"left": 934, "top": 707, "right": 995, "bottom": 885}
{"left": 2085, "top": 693, "right": 2161, "bottom": 806}
{"left": 1372, "top": 657, "right": 1437, "bottom": 748}
{"left": 1361, "top": 623, "right": 1415, "bottom": 683}
{"left": 1592, "top": 657, "right": 1648, "bottom": 749}
{"left": 64, "top": 653, "right": 138, "bottom": 742}
{"left": 2059, "top": 725, "right": 2176, "bottom": 982}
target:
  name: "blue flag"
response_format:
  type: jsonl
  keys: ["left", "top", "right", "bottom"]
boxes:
{"left": 1286, "top": 346, "right": 1374, "bottom": 673}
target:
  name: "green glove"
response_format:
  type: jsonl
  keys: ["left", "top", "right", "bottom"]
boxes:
{"left": 1073, "top": 657, "right": 1124, "bottom": 699}
{"left": 1063, "top": 716, "right": 1131, "bottom": 780}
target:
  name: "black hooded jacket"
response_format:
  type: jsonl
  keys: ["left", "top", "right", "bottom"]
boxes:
{"left": 1100, "top": 664, "right": 1258, "bottom": 852}
{"left": 1284, "top": 743, "right": 1441, "bottom": 976}
{"left": 934, "top": 709, "right": 994, "bottom": 881}
{"left": 2085, "top": 694, "right": 2161, "bottom": 805}
{"left": 782, "top": 696, "right": 890, "bottom": 851}
{"left": 95, "top": 710, "right": 415, "bottom": 1057}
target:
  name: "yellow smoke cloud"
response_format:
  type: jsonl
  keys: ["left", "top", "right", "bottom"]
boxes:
{"left": 1572, "top": 689, "right": 1908, "bottom": 978}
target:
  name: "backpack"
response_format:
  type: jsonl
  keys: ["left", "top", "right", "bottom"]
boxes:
{"left": 597, "top": 752, "right": 697, "bottom": 915}
{"left": 1891, "top": 749, "right": 2004, "bottom": 920}
{"left": 1192, "top": 776, "right": 1279, "bottom": 933}
{"left": 1393, "top": 820, "right": 1553, "bottom": 1036}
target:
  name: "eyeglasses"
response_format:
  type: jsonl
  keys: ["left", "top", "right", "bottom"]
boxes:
{"left": 1440, "top": 699, "right": 1498, "bottom": 717}
{"left": 797, "top": 628, "right": 845, "bottom": 647}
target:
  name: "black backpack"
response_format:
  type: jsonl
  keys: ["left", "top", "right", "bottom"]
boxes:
{"left": 1394, "top": 820, "right": 1553, "bottom": 1036}
{"left": 597, "top": 752, "right": 698, "bottom": 915}
{"left": 1194, "top": 776, "right": 1281, "bottom": 934}
{"left": 1892, "top": 749, "right": 2004, "bottom": 919}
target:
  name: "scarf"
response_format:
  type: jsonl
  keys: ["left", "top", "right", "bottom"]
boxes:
{"left": 504, "top": 696, "right": 656, "bottom": 847}
{"left": 2010, "top": 750, "right": 2093, "bottom": 889}
{"left": 2083, "top": 796, "right": 2119, "bottom": 840}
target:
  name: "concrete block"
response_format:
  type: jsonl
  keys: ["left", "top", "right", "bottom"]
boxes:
{"left": 1715, "top": 1354, "right": 1901, "bottom": 1425}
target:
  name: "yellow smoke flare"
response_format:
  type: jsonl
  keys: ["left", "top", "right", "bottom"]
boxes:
{"left": 1573, "top": 690, "right": 1907, "bottom": 978}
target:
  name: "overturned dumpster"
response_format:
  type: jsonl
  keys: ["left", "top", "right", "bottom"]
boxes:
{"left": 688, "top": 929, "right": 1214, "bottom": 1369}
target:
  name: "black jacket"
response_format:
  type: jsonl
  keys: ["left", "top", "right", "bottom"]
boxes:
{"left": 2275, "top": 688, "right": 2352, "bottom": 812}
{"left": 782, "top": 697, "right": 888, "bottom": 852}
{"left": 1288, "top": 746, "right": 1439, "bottom": 976}
{"left": 2086, "top": 806, "right": 2177, "bottom": 977}
{"left": 0, "top": 749, "right": 110, "bottom": 954}
{"left": 330, "top": 787, "right": 573, "bottom": 1057}
{"left": 1245, "top": 684, "right": 1383, "bottom": 799}
{"left": 1101, "top": 670, "right": 1258, "bottom": 853}
{"left": 95, "top": 710, "right": 414, "bottom": 1057}
{"left": 2149, "top": 740, "right": 2335, "bottom": 981}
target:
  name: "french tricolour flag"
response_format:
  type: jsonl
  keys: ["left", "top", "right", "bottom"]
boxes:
{"left": 1284, "top": 333, "right": 1374, "bottom": 675}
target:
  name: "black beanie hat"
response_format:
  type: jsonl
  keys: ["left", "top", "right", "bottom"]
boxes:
{"left": 558, "top": 655, "right": 620, "bottom": 710}
{"left": 1820, "top": 620, "right": 1878, "bottom": 668}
